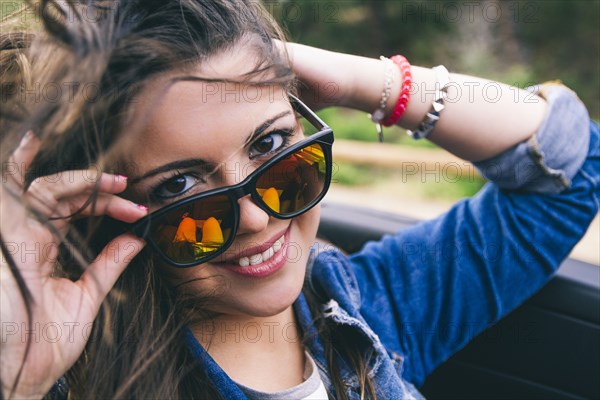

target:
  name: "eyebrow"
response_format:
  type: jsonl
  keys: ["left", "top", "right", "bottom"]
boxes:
{"left": 243, "top": 110, "right": 292, "bottom": 147}
{"left": 130, "top": 110, "right": 293, "bottom": 184}
{"left": 129, "top": 159, "right": 210, "bottom": 184}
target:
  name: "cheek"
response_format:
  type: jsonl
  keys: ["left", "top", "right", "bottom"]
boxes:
{"left": 293, "top": 205, "right": 321, "bottom": 251}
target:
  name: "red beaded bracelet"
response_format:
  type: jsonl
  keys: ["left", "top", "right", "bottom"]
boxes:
{"left": 382, "top": 55, "right": 412, "bottom": 127}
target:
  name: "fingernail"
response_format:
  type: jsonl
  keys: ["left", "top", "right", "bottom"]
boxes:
{"left": 136, "top": 204, "right": 149, "bottom": 212}
{"left": 18, "top": 131, "right": 34, "bottom": 147}
{"left": 115, "top": 174, "right": 128, "bottom": 182}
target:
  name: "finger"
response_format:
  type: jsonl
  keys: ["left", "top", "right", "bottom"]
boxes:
{"left": 4, "top": 131, "right": 41, "bottom": 187}
{"left": 68, "top": 192, "right": 148, "bottom": 223}
{"left": 77, "top": 233, "right": 145, "bottom": 312}
{"left": 25, "top": 173, "right": 132, "bottom": 220}
{"left": 26, "top": 173, "right": 129, "bottom": 216}
{"left": 31, "top": 171, "right": 129, "bottom": 200}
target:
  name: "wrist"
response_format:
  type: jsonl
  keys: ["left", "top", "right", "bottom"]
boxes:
{"left": 343, "top": 55, "right": 402, "bottom": 113}
{"left": 1, "top": 363, "right": 53, "bottom": 400}
{"left": 2, "top": 383, "right": 46, "bottom": 400}
{"left": 396, "top": 66, "right": 437, "bottom": 129}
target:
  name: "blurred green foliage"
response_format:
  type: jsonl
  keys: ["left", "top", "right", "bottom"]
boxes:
{"left": 4, "top": 1, "right": 596, "bottom": 118}
{"left": 270, "top": 0, "right": 599, "bottom": 120}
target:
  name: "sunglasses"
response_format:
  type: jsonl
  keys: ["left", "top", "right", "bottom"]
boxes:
{"left": 131, "top": 95, "right": 333, "bottom": 267}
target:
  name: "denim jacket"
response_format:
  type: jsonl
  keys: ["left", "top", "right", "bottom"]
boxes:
{"left": 184, "top": 83, "right": 599, "bottom": 399}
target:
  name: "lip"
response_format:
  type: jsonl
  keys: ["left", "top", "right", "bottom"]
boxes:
{"left": 215, "top": 226, "right": 289, "bottom": 263}
{"left": 212, "top": 226, "right": 291, "bottom": 278}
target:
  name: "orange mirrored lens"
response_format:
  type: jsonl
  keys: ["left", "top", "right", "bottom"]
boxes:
{"left": 149, "top": 194, "right": 233, "bottom": 264}
{"left": 255, "top": 143, "right": 326, "bottom": 215}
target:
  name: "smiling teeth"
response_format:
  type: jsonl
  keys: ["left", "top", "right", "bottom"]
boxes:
{"left": 237, "top": 235, "right": 284, "bottom": 267}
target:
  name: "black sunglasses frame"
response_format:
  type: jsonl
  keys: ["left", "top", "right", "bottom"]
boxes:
{"left": 131, "top": 95, "right": 334, "bottom": 267}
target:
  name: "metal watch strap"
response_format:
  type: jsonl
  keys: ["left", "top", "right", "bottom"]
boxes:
{"left": 407, "top": 65, "right": 450, "bottom": 140}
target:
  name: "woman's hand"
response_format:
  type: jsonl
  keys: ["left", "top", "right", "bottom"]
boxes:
{"left": 0, "top": 132, "right": 147, "bottom": 398}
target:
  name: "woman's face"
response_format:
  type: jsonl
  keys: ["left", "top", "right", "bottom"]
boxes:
{"left": 119, "top": 48, "right": 320, "bottom": 318}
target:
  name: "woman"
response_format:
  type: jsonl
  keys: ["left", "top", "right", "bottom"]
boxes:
{"left": 1, "top": 1, "right": 597, "bottom": 399}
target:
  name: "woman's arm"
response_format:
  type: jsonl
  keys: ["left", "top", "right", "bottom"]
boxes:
{"left": 351, "top": 118, "right": 598, "bottom": 386}
{"left": 288, "top": 43, "right": 547, "bottom": 161}
{"left": 291, "top": 43, "right": 598, "bottom": 386}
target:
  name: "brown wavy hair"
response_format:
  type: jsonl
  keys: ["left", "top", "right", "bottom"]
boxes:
{"left": 0, "top": 1, "right": 377, "bottom": 398}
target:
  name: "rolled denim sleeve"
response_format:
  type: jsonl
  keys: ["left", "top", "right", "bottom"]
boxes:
{"left": 474, "top": 82, "right": 590, "bottom": 193}
{"left": 349, "top": 84, "right": 598, "bottom": 387}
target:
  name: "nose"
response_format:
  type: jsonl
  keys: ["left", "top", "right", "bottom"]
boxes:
{"left": 236, "top": 195, "right": 270, "bottom": 235}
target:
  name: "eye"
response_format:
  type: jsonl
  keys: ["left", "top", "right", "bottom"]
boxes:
{"left": 154, "top": 174, "right": 199, "bottom": 199}
{"left": 249, "top": 130, "right": 290, "bottom": 158}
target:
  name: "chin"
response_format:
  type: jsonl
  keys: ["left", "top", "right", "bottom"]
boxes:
{"left": 243, "top": 300, "right": 294, "bottom": 318}
{"left": 231, "top": 261, "right": 307, "bottom": 317}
